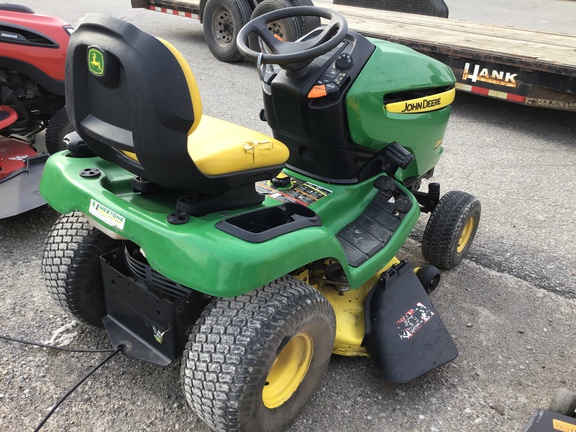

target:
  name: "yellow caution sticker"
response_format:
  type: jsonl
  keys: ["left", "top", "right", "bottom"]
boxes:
{"left": 385, "top": 88, "right": 456, "bottom": 114}
{"left": 553, "top": 419, "right": 576, "bottom": 432}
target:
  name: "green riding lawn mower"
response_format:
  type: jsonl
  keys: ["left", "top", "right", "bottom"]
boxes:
{"left": 40, "top": 7, "right": 480, "bottom": 431}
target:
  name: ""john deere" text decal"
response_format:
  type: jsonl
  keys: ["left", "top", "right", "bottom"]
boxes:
{"left": 385, "top": 88, "right": 455, "bottom": 114}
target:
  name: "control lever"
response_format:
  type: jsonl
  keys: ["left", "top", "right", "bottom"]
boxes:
{"left": 357, "top": 141, "right": 414, "bottom": 181}
{"left": 384, "top": 142, "right": 414, "bottom": 170}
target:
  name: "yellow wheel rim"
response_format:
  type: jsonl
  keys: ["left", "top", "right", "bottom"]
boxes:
{"left": 457, "top": 217, "right": 475, "bottom": 253}
{"left": 262, "top": 332, "right": 314, "bottom": 409}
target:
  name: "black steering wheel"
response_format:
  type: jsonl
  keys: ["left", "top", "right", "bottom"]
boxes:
{"left": 237, "top": 6, "right": 348, "bottom": 66}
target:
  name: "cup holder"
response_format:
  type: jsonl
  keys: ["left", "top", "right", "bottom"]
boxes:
{"left": 216, "top": 202, "right": 321, "bottom": 243}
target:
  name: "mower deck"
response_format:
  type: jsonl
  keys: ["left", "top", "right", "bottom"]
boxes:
{"left": 0, "top": 138, "right": 47, "bottom": 218}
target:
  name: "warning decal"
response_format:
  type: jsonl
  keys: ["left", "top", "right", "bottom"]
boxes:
{"left": 553, "top": 419, "right": 576, "bottom": 432}
{"left": 256, "top": 178, "right": 332, "bottom": 206}
{"left": 396, "top": 302, "right": 435, "bottom": 340}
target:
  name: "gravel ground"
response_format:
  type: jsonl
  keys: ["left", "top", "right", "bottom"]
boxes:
{"left": 2, "top": 214, "right": 576, "bottom": 432}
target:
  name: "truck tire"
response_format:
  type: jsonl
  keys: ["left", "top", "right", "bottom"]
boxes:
{"left": 181, "top": 275, "right": 336, "bottom": 431}
{"left": 248, "top": 0, "right": 302, "bottom": 51}
{"left": 45, "top": 107, "right": 74, "bottom": 155}
{"left": 204, "top": 0, "right": 252, "bottom": 62}
{"left": 287, "top": 0, "right": 321, "bottom": 35}
{"left": 250, "top": 0, "right": 321, "bottom": 35}
{"left": 422, "top": 191, "right": 481, "bottom": 269}
{"left": 42, "top": 211, "right": 119, "bottom": 327}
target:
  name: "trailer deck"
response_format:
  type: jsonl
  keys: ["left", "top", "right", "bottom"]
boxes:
{"left": 329, "top": 3, "right": 576, "bottom": 110}
{"left": 144, "top": 0, "right": 201, "bottom": 19}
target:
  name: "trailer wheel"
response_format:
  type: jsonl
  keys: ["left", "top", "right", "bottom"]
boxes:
{"left": 549, "top": 388, "right": 576, "bottom": 417}
{"left": 249, "top": 0, "right": 302, "bottom": 51}
{"left": 182, "top": 275, "right": 336, "bottom": 432}
{"left": 287, "top": 0, "right": 321, "bottom": 35}
{"left": 45, "top": 107, "right": 73, "bottom": 155}
{"left": 42, "top": 211, "right": 119, "bottom": 327}
{"left": 204, "top": 0, "right": 252, "bottom": 62}
{"left": 422, "top": 190, "right": 481, "bottom": 269}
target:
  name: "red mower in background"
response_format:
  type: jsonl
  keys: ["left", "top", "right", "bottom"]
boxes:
{"left": 0, "top": 3, "right": 73, "bottom": 218}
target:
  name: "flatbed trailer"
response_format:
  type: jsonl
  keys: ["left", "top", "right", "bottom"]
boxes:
{"left": 133, "top": 0, "right": 576, "bottom": 111}
{"left": 138, "top": 0, "right": 201, "bottom": 19}
{"left": 329, "top": 3, "right": 576, "bottom": 111}
{"left": 131, "top": 0, "right": 318, "bottom": 63}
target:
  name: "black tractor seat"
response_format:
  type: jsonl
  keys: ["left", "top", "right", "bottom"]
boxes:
{"left": 66, "top": 14, "right": 288, "bottom": 215}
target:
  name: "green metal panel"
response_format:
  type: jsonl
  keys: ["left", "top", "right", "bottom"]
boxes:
{"left": 40, "top": 153, "right": 420, "bottom": 297}
{"left": 346, "top": 38, "right": 456, "bottom": 181}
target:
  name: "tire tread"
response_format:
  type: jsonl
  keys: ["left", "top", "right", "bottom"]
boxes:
{"left": 42, "top": 211, "right": 118, "bottom": 326}
{"left": 45, "top": 107, "right": 73, "bottom": 155}
{"left": 422, "top": 190, "right": 481, "bottom": 269}
{"left": 182, "top": 276, "right": 335, "bottom": 431}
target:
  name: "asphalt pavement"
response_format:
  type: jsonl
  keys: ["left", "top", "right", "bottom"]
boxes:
{"left": 1, "top": 1, "right": 575, "bottom": 431}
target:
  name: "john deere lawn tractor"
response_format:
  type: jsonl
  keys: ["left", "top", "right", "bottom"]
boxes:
{"left": 40, "top": 7, "right": 480, "bottom": 431}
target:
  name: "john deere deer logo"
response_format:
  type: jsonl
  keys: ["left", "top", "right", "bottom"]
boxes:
{"left": 88, "top": 47, "right": 104, "bottom": 76}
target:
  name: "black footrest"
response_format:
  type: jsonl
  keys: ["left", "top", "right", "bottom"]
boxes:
{"left": 337, "top": 177, "right": 412, "bottom": 267}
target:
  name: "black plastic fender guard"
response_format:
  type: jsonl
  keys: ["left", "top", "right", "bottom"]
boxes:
{"left": 363, "top": 260, "right": 458, "bottom": 383}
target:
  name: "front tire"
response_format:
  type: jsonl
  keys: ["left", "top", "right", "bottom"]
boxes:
{"left": 422, "top": 190, "right": 481, "bottom": 269}
{"left": 203, "top": 0, "right": 252, "bottom": 62}
{"left": 42, "top": 211, "right": 119, "bottom": 327}
{"left": 181, "top": 276, "right": 336, "bottom": 431}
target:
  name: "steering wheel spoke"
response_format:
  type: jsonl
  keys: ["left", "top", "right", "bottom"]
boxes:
{"left": 258, "top": 24, "right": 285, "bottom": 53}
{"left": 312, "top": 24, "right": 334, "bottom": 45}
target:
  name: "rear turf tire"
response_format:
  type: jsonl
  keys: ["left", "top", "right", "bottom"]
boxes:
{"left": 45, "top": 107, "right": 73, "bottom": 155}
{"left": 422, "top": 190, "right": 481, "bottom": 269}
{"left": 42, "top": 211, "right": 119, "bottom": 327}
{"left": 181, "top": 275, "right": 336, "bottom": 432}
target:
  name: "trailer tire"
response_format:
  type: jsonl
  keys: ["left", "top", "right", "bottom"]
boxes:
{"left": 204, "top": 0, "right": 252, "bottom": 62}
{"left": 248, "top": 0, "right": 302, "bottom": 51}
{"left": 42, "top": 211, "right": 119, "bottom": 327}
{"left": 287, "top": 0, "right": 321, "bottom": 35}
{"left": 181, "top": 275, "right": 336, "bottom": 432}
{"left": 45, "top": 107, "right": 73, "bottom": 155}
{"left": 422, "top": 190, "right": 481, "bottom": 269}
